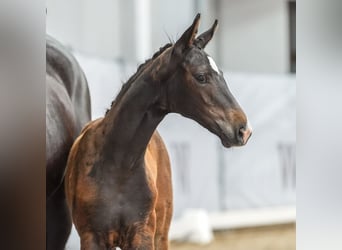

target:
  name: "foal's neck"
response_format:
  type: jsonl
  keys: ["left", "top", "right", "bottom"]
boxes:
{"left": 102, "top": 73, "right": 166, "bottom": 168}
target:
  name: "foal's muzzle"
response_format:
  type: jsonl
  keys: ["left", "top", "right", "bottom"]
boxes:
{"left": 217, "top": 120, "right": 252, "bottom": 148}
{"left": 237, "top": 124, "right": 252, "bottom": 145}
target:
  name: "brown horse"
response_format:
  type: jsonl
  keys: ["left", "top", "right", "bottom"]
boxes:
{"left": 65, "top": 14, "right": 252, "bottom": 250}
{"left": 46, "top": 36, "right": 91, "bottom": 250}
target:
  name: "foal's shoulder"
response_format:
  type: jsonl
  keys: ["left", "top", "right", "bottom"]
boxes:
{"left": 148, "top": 130, "right": 168, "bottom": 155}
{"left": 80, "top": 118, "right": 103, "bottom": 134}
{"left": 70, "top": 118, "right": 104, "bottom": 158}
{"left": 74, "top": 118, "right": 104, "bottom": 146}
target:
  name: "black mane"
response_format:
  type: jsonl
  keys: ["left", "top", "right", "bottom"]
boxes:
{"left": 106, "top": 43, "right": 173, "bottom": 115}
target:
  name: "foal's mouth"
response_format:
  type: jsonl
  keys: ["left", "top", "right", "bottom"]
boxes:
{"left": 221, "top": 138, "right": 232, "bottom": 148}
{"left": 212, "top": 121, "right": 236, "bottom": 148}
{"left": 213, "top": 120, "right": 250, "bottom": 148}
{"left": 198, "top": 117, "right": 250, "bottom": 148}
{"left": 219, "top": 127, "right": 252, "bottom": 148}
{"left": 219, "top": 132, "right": 237, "bottom": 148}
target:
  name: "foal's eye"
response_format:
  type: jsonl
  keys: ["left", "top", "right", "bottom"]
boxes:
{"left": 195, "top": 74, "right": 207, "bottom": 84}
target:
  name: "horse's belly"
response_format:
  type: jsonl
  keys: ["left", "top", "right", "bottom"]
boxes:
{"left": 46, "top": 77, "right": 76, "bottom": 195}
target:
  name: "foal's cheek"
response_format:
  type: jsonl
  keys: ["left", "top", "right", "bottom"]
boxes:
{"left": 197, "top": 86, "right": 215, "bottom": 106}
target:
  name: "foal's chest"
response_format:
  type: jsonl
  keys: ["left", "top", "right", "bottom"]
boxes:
{"left": 87, "top": 165, "right": 157, "bottom": 230}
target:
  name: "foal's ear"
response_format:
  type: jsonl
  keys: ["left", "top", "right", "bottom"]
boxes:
{"left": 174, "top": 13, "right": 201, "bottom": 54}
{"left": 194, "top": 20, "right": 218, "bottom": 49}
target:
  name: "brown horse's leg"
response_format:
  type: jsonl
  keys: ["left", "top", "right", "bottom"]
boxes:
{"left": 126, "top": 212, "right": 157, "bottom": 250}
{"left": 127, "top": 233, "right": 154, "bottom": 250}
{"left": 80, "top": 233, "right": 104, "bottom": 250}
{"left": 47, "top": 184, "right": 72, "bottom": 250}
{"left": 154, "top": 235, "right": 169, "bottom": 250}
{"left": 154, "top": 202, "right": 172, "bottom": 250}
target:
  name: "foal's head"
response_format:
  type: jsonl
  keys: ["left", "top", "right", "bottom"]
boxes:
{"left": 155, "top": 14, "right": 252, "bottom": 147}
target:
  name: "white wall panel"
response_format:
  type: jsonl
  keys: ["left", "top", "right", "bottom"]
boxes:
{"left": 218, "top": 0, "right": 289, "bottom": 73}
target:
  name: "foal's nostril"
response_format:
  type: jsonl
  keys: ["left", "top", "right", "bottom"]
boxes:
{"left": 237, "top": 126, "right": 245, "bottom": 143}
{"left": 237, "top": 125, "right": 252, "bottom": 145}
{"left": 238, "top": 127, "right": 245, "bottom": 140}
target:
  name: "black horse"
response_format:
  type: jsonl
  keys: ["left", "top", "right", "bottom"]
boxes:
{"left": 46, "top": 36, "right": 91, "bottom": 250}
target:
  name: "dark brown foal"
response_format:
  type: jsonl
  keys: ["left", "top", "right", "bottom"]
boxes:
{"left": 65, "top": 13, "right": 251, "bottom": 250}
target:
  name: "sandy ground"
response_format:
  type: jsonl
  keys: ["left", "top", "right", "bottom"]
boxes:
{"left": 170, "top": 223, "right": 296, "bottom": 250}
{"left": 67, "top": 223, "right": 295, "bottom": 250}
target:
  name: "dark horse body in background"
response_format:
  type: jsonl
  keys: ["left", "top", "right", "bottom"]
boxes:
{"left": 46, "top": 36, "right": 91, "bottom": 250}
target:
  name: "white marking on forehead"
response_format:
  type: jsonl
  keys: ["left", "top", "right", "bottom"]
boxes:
{"left": 207, "top": 56, "right": 220, "bottom": 74}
